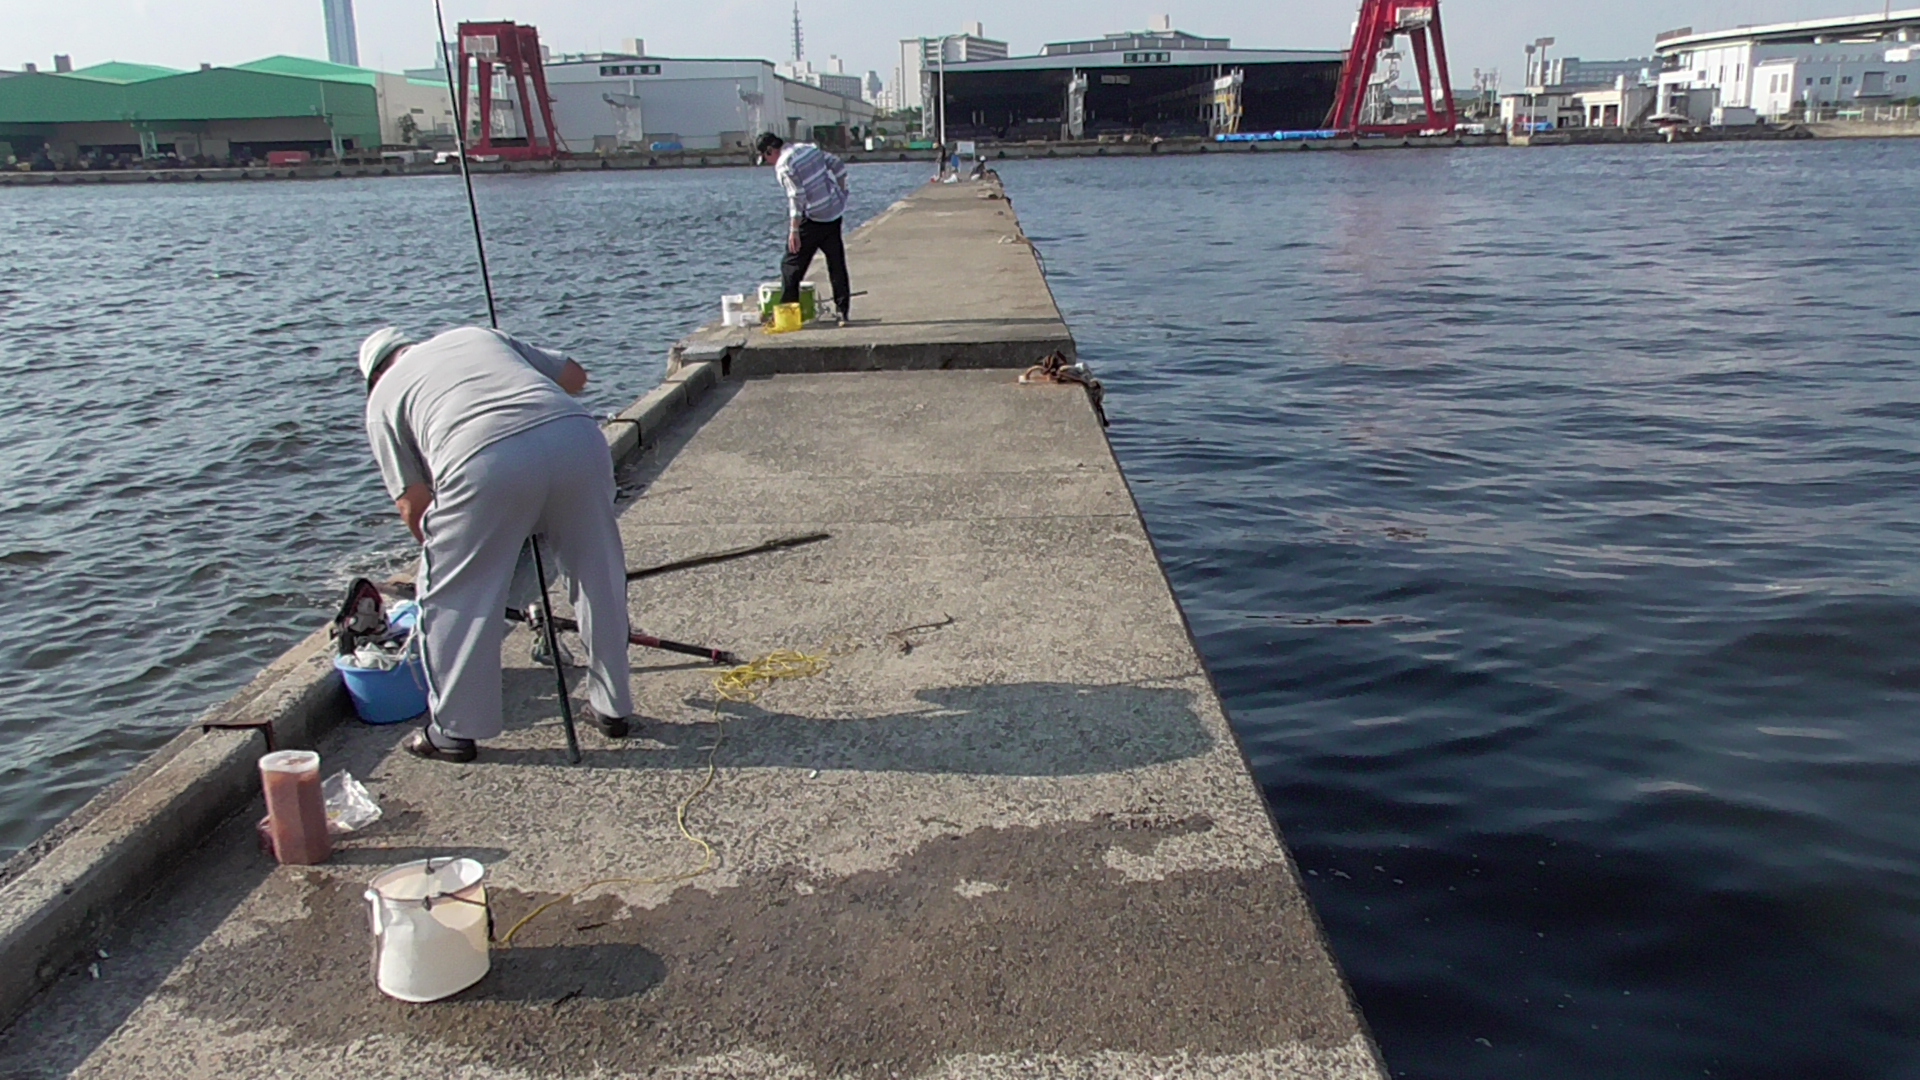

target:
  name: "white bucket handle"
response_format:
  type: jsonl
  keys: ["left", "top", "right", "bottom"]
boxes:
{"left": 367, "top": 857, "right": 491, "bottom": 934}
{"left": 366, "top": 853, "right": 487, "bottom": 910}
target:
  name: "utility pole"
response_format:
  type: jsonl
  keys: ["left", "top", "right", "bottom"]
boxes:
{"left": 918, "top": 37, "right": 930, "bottom": 138}
{"left": 1530, "top": 36, "right": 1555, "bottom": 131}
{"left": 933, "top": 33, "right": 961, "bottom": 151}
{"left": 1524, "top": 44, "right": 1535, "bottom": 133}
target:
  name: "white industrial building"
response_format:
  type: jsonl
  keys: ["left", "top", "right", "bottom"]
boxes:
{"left": 1500, "top": 84, "right": 1661, "bottom": 131}
{"left": 540, "top": 53, "right": 874, "bottom": 152}
{"left": 1655, "top": 9, "right": 1920, "bottom": 119}
{"left": 897, "top": 24, "right": 1009, "bottom": 110}
{"left": 783, "top": 58, "right": 866, "bottom": 101}
{"left": 1502, "top": 51, "right": 1661, "bottom": 130}
{"left": 1527, "top": 56, "right": 1656, "bottom": 90}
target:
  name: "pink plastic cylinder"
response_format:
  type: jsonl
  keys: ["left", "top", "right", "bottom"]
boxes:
{"left": 259, "top": 750, "right": 332, "bottom": 866}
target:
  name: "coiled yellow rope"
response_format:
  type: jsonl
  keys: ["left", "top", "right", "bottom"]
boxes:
{"left": 712, "top": 649, "right": 832, "bottom": 703}
{"left": 497, "top": 647, "right": 834, "bottom": 946}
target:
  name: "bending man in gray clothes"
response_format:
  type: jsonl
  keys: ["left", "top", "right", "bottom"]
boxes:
{"left": 358, "top": 326, "right": 633, "bottom": 762}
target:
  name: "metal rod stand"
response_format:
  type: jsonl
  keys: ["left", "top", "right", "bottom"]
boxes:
{"left": 529, "top": 537, "right": 582, "bottom": 764}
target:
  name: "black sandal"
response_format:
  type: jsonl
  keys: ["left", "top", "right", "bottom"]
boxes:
{"left": 402, "top": 727, "right": 477, "bottom": 763}
{"left": 587, "top": 710, "right": 631, "bottom": 739}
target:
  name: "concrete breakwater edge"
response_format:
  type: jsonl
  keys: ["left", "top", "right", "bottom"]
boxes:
{"left": 0, "top": 178, "right": 1387, "bottom": 1078}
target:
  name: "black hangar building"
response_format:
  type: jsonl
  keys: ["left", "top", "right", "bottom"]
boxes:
{"left": 930, "top": 28, "right": 1347, "bottom": 142}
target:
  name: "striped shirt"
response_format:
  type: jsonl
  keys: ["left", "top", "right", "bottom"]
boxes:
{"left": 775, "top": 143, "right": 850, "bottom": 224}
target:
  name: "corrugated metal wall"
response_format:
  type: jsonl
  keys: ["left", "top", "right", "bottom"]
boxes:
{"left": 0, "top": 75, "right": 132, "bottom": 126}
{"left": 0, "top": 69, "right": 381, "bottom": 148}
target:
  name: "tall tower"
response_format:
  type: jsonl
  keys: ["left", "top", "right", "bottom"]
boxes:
{"left": 792, "top": 3, "right": 804, "bottom": 63}
{"left": 323, "top": 0, "right": 360, "bottom": 67}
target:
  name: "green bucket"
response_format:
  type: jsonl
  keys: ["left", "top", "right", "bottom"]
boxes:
{"left": 757, "top": 282, "right": 817, "bottom": 323}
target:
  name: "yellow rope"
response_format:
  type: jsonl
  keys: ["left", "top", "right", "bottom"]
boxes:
{"left": 497, "top": 647, "right": 834, "bottom": 946}
{"left": 713, "top": 648, "right": 832, "bottom": 703}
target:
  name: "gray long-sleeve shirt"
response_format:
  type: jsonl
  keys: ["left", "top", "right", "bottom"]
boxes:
{"left": 364, "top": 327, "right": 591, "bottom": 499}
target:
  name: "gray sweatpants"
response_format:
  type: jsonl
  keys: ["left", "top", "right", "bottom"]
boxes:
{"left": 418, "top": 415, "right": 633, "bottom": 741}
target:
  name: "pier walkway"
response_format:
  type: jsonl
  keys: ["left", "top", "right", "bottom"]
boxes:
{"left": 0, "top": 181, "right": 1385, "bottom": 1079}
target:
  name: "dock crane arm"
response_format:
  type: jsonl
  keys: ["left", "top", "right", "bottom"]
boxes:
{"left": 1326, "top": 0, "right": 1460, "bottom": 136}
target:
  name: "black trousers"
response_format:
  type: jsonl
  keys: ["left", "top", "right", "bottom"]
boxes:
{"left": 781, "top": 216, "right": 852, "bottom": 317}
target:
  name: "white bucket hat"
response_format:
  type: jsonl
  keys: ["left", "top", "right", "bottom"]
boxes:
{"left": 358, "top": 327, "right": 415, "bottom": 384}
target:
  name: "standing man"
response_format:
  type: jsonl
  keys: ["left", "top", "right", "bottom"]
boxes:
{"left": 358, "top": 326, "right": 635, "bottom": 763}
{"left": 756, "top": 133, "right": 853, "bottom": 327}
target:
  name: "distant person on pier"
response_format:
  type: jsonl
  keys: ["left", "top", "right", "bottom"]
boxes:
{"left": 356, "top": 326, "right": 635, "bottom": 763}
{"left": 756, "top": 133, "right": 854, "bottom": 327}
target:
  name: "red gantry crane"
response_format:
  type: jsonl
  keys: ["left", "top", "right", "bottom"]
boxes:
{"left": 454, "top": 21, "right": 565, "bottom": 160}
{"left": 1326, "top": 0, "right": 1460, "bottom": 137}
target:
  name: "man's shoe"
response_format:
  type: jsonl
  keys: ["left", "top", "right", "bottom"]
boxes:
{"left": 402, "top": 727, "right": 478, "bottom": 763}
{"left": 588, "top": 710, "right": 631, "bottom": 739}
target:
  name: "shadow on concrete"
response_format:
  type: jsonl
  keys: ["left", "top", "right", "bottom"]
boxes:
{"left": 756, "top": 316, "right": 1064, "bottom": 331}
{"left": 329, "top": 845, "right": 512, "bottom": 867}
{"left": 490, "top": 680, "right": 1214, "bottom": 776}
{"left": 612, "top": 379, "right": 743, "bottom": 513}
{"left": 841, "top": 316, "right": 1066, "bottom": 329}
{"left": 464, "top": 942, "right": 666, "bottom": 1004}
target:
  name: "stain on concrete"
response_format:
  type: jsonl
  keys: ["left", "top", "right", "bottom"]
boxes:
{"left": 165, "top": 817, "right": 1364, "bottom": 1077}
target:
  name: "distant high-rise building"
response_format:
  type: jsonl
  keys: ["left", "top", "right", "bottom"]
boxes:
{"left": 323, "top": 0, "right": 360, "bottom": 68}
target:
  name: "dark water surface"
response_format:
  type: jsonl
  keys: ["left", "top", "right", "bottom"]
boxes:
{"left": 1005, "top": 142, "right": 1920, "bottom": 1080}
{"left": 5, "top": 144, "right": 1920, "bottom": 1078}
{"left": 0, "top": 163, "right": 925, "bottom": 856}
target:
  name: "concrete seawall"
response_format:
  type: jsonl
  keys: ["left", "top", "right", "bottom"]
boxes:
{"left": 0, "top": 179, "right": 1386, "bottom": 1078}
{"left": 0, "top": 133, "right": 1510, "bottom": 187}
{"left": 5, "top": 124, "right": 1913, "bottom": 188}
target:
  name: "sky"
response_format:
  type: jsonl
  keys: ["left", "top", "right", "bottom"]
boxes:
{"left": 0, "top": 0, "right": 1902, "bottom": 89}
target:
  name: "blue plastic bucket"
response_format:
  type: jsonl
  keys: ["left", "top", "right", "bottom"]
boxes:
{"left": 335, "top": 606, "right": 428, "bottom": 726}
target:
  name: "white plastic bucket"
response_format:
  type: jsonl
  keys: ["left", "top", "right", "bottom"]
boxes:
{"left": 365, "top": 858, "right": 491, "bottom": 1003}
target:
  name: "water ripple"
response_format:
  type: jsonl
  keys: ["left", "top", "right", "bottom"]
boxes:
{"left": 1008, "top": 140, "right": 1920, "bottom": 1080}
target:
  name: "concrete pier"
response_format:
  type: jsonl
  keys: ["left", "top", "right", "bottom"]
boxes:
{"left": 0, "top": 180, "right": 1385, "bottom": 1079}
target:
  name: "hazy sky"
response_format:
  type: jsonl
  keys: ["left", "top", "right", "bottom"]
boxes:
{"left": 0, "top": 1, "right": 1896, "bottom": 89}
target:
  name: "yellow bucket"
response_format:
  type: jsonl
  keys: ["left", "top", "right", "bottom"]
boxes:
{"left": 769, "top": 303, "right": 805, "bottom": 334}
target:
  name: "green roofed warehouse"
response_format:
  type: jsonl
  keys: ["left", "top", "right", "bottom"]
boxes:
{"left": 0, "top": 57, "right": 454, "bottom": 165}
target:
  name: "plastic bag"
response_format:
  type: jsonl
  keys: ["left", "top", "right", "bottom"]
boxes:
{"left": 323, "top": 771, "right": 382, "bottom": 835}
{"left": 351, "top": 634, "right": 407, "bottom": 668}
{"left": 340, "top": 600, "right": 420, "bottom": 671}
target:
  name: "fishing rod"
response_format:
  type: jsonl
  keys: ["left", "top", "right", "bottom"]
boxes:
{"left": 626, "top": 532, "right": 831, "bottom": 583}
{"left": 504, "top": 609, "right": 742, "bottom": 667}
{"left": 434, "top": 0, "right": 577, "bottom": 762}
